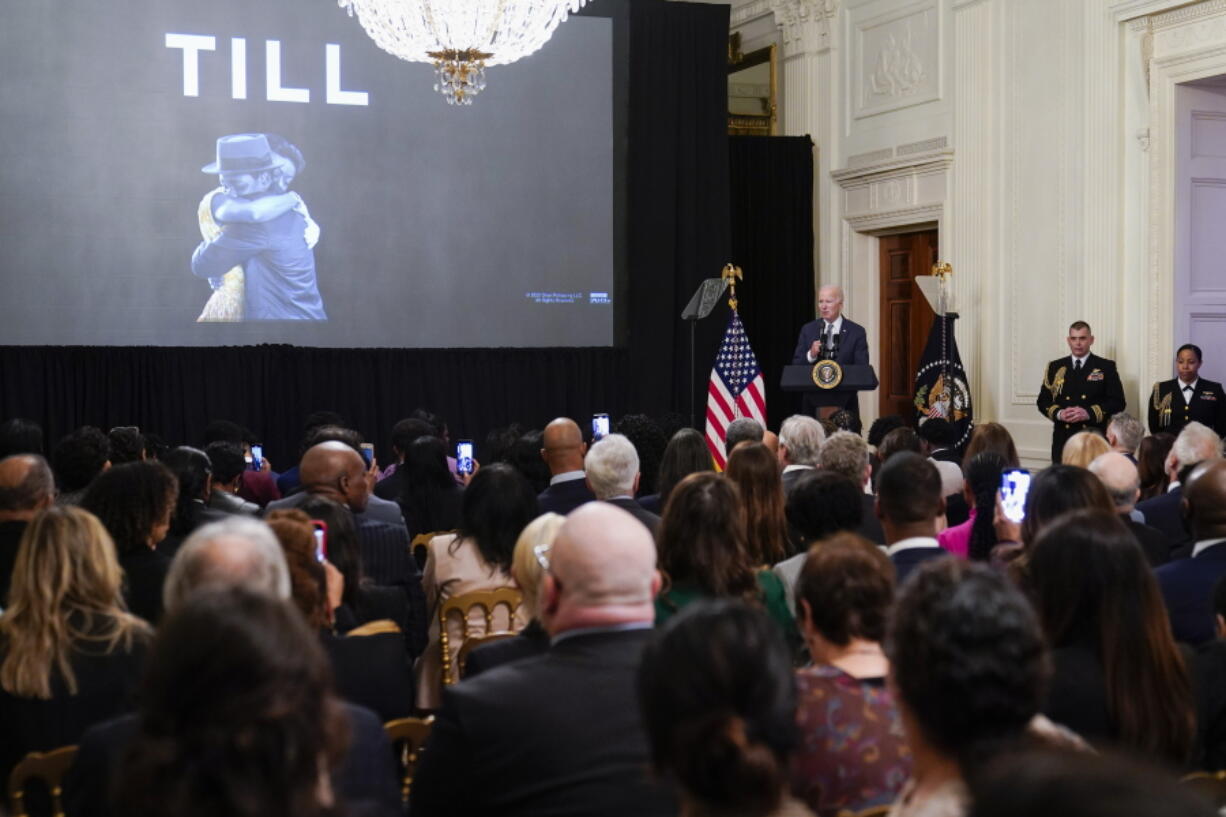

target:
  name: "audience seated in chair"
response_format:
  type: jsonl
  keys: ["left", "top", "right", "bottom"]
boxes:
{"left": 0, "top": 454, "right": 56, "bottom": 606}
{"left": 638, "top": 427, "right": 713, "bottom": 515}
{"left": 774, "top": 471, "right": 865, "bottom": 615}
{"left": 885, "top": 559, "right": 1062, "bottom": 817}
{"left": 267, "top": 509, "right": 414, "bottom": 723}
{"left": 51, "top": 427, "right": 110, "bottom": 508}
{"left": 1157, "top": 459, "right": 1226, "bottom": 646}
{"left": 415, "top": 463, "right": 535, "bottom": 709}
{"left": 536, "top": 417, "right": 596, "bottom": 515}
{"left": 584, "top": 433, "right": 660, "bottom": 535}
{"left": 64, "top": 516, "right": 401, "bottom": 817}
{"left": 1088, "top": 451, "right": 1173, "bottom": 566}
{"left": 299, "top": 495, "right": 422, "bottom": 658}
{"left": 818, "top": 432, "right": 885, "bottom": 545}
{"left": 202, "top": 441, "right": 259, "bottom": 517}
{"left": 638, "top": 599, "right": 816, "bottom": 817}
{"left": 80, "top": 462, "right": 179, "bottom": 624}
{"left": 409, "top": 502, "right": 676, "bottom": 817}
{"left": 158, "top": 446, "right": 229, "bottom": 560}
{"left": 1029, "top": 509, "right": 1194, "bottom": 765}
{"left": 110, "top": 587, "right": 397, "bottom": 817}
{"left": 726, "top": 442, "right": 792, "bottom": 565}
{"left": 790, "top": 534, "right": 910, "bottom": 817}
{"left": 0, "top": 506, "right": 152, "bottom": 787}
{"left": 394, "top": 436, "right": 464, "bottom": 540}
{"left": 877, "top": 452, "right": 947, "bottom": 585}
{"left": 654, "top": 472, "right": 797, "bottom": 649}
{"left": 777, "top": 415, "right": 825, "bottom": 498}
{"left": 1136, "top": 422, "right": 1222, "bottom": 551}
{"left": 462, "top": 512, "right": 563, "bottom": 679}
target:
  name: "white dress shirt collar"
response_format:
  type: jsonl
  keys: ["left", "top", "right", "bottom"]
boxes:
{"left": 886, "top": 536, "right": 940, "bottom": 556}
{"left": 1193, "top": 537, "right": 1226, "bottom": 559}
{"left": 550, "top": 470, "right": 585, "bottom": 486}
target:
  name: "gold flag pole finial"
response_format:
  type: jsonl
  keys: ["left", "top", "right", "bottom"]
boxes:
{"left": 932, "top": 262, "right": 953, "bottom": 317}
{"left": 722, "top": 263, "right": 743, "bottom": 310}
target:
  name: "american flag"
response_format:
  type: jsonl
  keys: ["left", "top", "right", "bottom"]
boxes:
{"left": 705, "top": 309, "right": 767, "bottom": 470}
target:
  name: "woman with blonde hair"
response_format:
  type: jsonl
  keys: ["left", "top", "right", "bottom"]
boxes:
{"left": 464, "top": 512, "right": 565, "bottom": 678}
{"left": 1061, "top": 431, "right": 1111, "bottom": 469}
{"left": 0, "top": 505, "right": 152, "bottom": 781}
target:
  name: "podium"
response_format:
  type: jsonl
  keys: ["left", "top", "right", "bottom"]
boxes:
{"left": 780, "top": 363, "right": 879, "bottom": 419}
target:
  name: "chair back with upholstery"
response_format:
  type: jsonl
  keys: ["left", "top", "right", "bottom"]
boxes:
{"left": 836, "top": 806, "right": 891, "bottom": 817}
{"left": 456, "top": 630, "right": 518, "bottom": 679}
{"left": 7, "top": 745, "right": 78, "bottom": 817}
{"left": 438, "top": 586, "right": 523, "bottom": 685}
{"left": 384, "top": 716, "right": 434, "bottom": 806}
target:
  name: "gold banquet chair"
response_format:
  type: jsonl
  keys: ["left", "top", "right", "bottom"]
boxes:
{"left": 384, "top": 716, "right": 434, "bottom": 807}
{"left": 438, "top": 587, "right": 523, "bottom": 686}
{"left": 411, "top": 531, "right": 454, "bottom": 570}
{"left": 1182, "top": 770, "right": 1226, "bottom": 811}
{"left": 836, "top": 806, "right": 891, "bottom": 817}
{"left": 7, "top": 745, "right": 78, "bottom": 817}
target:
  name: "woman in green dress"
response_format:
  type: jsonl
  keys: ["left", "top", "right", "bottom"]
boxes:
{"left": 654, "top": 472, "right": 798, "bottom": 650}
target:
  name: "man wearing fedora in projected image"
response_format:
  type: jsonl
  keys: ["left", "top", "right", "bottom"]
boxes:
{"left": 191, "top": 133, "right": 327, "bottom": 320}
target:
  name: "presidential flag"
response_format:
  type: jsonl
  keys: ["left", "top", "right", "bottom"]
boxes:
{"left": 705, "top": 309, "right": 767, "bottom": 469}
{"left": 913, "top": 313, "right": 973, "bottom": 450}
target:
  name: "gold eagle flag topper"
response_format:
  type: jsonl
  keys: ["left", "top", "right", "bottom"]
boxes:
{"left": 722, "top": 263, "right": 743, "bottom": 310}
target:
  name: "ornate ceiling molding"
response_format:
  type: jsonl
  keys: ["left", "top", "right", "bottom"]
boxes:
{"left": 769, "top": 0, "right": 840, "bottom": 56}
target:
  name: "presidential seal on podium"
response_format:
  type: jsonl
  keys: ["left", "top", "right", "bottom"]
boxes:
{"left": 811, "top": 359, "right": 844, "bottom": 390}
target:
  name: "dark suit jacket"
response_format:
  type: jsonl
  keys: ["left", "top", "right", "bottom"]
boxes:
{"left": 409, "top": 628, "right": 676, "bottom": 817}
{"left": 119, "top": 547, "right": 171, "bottom": 625}
{"left": 463, "top": 620, "right": 551, "bottom": 679}
{"left": 1156, "top": 541, "right": 1226, "bottom": 646}
{"left": 63, "top": 703, "right": 401, "bottom": 817}
{"left": 322, "top": 630, "right": 414, "bottom": 722}
{"left": 781, "top": 466, "right": 815, "bottom": 497}
{"left": 889, "top": 544, "right": 946, "bottom": 585}
{"left": 1036, "top": 353, "right": 1126, "bottom": 463}
{"left": 1148, "top": 378, "right": 1226, "bottom": 437}
{"left": 1124, "top": 516, "right": 1172, "bottom": 567}
{"left": 0, "top": 519, "right": 27, "bottom": 606}
{"left": 792, "top": 317, "right": 870, "bottom": 414}
{"left": 267, "top": 491, "right": 406, "bottom": 529}
{"left": 537, "top": 476, "right": 596, "bottom": 516}
{"left": 1136, "top": 487, "right": 1188, "bottom": 551}
{"left": 603, "top": 497, "right": 660, "bottom": 536}
{"left": 856, "top": 494, "right": 886, "bottom": 545}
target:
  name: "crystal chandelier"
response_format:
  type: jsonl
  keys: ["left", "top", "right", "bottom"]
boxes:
{"left": 338, "top": 0, "right": 589, "bottom": 105}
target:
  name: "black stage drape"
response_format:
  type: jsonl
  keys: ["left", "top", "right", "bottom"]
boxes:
{"left": 728, "top": 136, "right": 816, "bottom": 427}
{"left": 0, "top": 0, "right": 734, "bottom": 462}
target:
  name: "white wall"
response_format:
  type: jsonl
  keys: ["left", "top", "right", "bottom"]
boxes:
{"left": 732, "top": 0, "right": 1222, "bottom": 466}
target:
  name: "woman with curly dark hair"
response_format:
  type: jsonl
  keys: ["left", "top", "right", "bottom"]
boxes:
{"left": 113, "top": 587, "right": 349, "bottom": 817}
{"left": 886, "top": 559, "right": 1052, "bottom": 817}
{"left": 80, "top": 461, "right": 179, "bottom": 624}
{"left": 654, "top": 473, "right": 796, "bottom": 646}
{"left": 1029, "top": 509, "right": 1194, "bottom": 765}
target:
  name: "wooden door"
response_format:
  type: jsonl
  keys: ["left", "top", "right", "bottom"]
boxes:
{"left": 878, "top": 230, "right": 938, "bottom": 419}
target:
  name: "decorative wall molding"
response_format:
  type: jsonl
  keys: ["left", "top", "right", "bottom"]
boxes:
{"left": 769, "top": 0, "right": 840, "bottom": 57}
{"left": 848, "top": 147, "right": 895, "bottom": 166}
{"left": 832, "top": 149, "right": 953, "bottom": 181}
{"left": 731, "top": 0, "right": 774, "bottom": 29}
{"left": 898, "top": 135, "right": 949, "bottom": 154}
{"left": 1111, "top": 0, "right": 1203, "bottom": 24}
{"left": 853, "top": 1, "right": 941, "bottom": 118}
{"left": 845, "top": 202, "right": 942, "bottom": 232}
{"left": 1153, "top": 0, "right": 1226, "bottom": 30}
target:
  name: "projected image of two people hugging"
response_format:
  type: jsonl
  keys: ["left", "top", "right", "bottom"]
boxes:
{"left": 192, "top": 133, "right": 326, "bottom": 321}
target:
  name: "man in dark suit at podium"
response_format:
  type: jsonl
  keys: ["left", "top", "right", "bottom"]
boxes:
{"left": 792, "top": 285, "right": 870, "bottom": 417}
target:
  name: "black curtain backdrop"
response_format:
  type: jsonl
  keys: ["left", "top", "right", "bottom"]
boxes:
{"left": 728, "top": 136, "right": 815, "bottom": 429}
{"left": 0, "top": 0, "right": 734, "bottom": 464}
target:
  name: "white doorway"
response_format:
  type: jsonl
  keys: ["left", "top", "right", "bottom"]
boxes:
{"left": 1174, "top": 78, "right": 1226, "bottom": 382}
